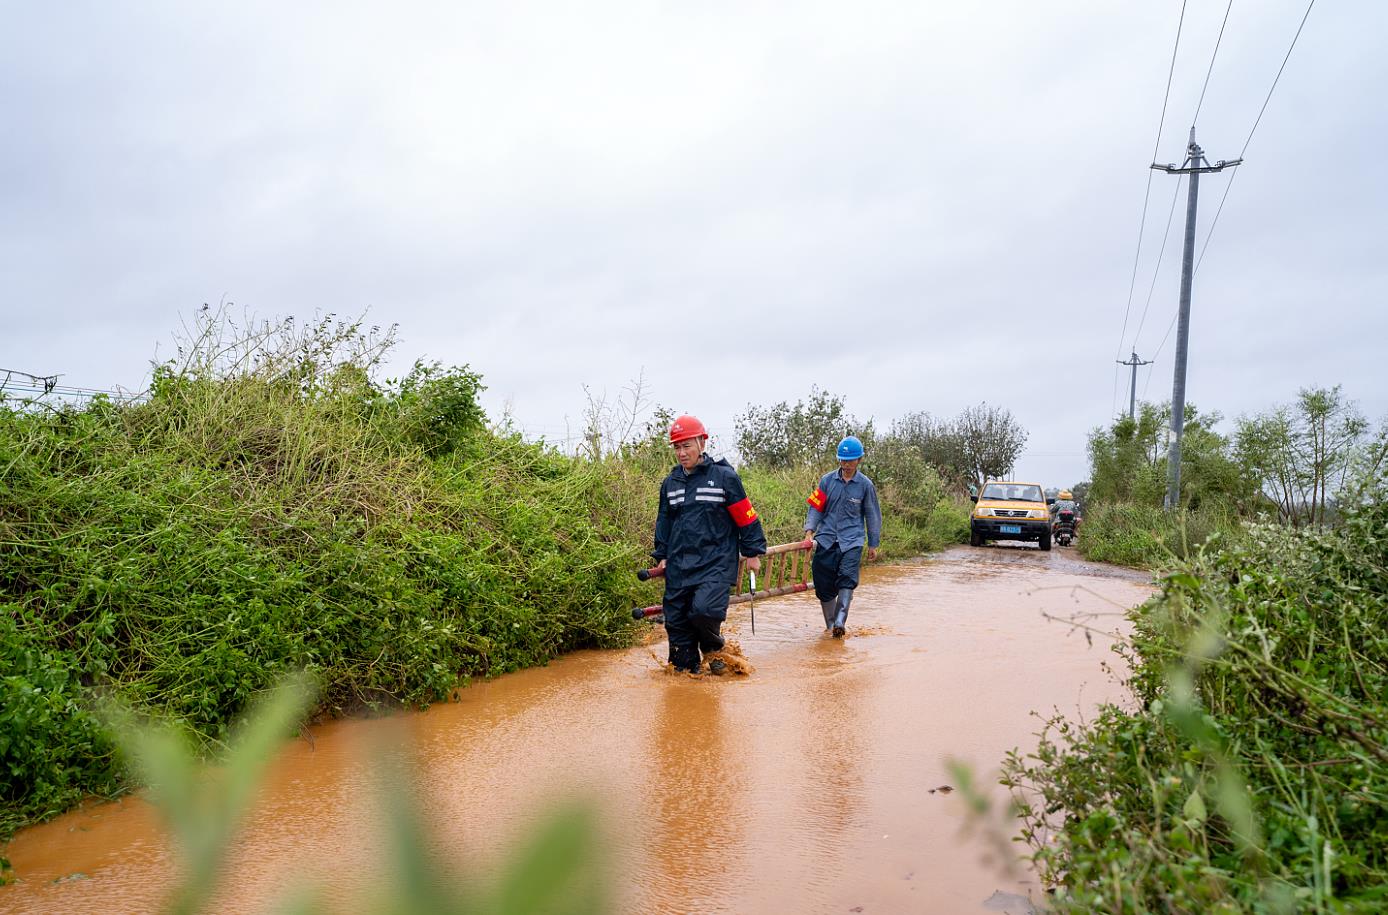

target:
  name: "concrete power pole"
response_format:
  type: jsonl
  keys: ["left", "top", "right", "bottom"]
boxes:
{"left": 1151, "top": 129, "right": 1241, "bottom": 511}
{"left": 1116, "top": 351, "right": 1153, "bottom": 420}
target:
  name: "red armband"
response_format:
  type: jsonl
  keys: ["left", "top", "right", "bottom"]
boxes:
{"left": 727, "top": 497, "right": 759, "bottom": 527}
{"left": 806, "top": 487, "right": 827, "bottom": 511}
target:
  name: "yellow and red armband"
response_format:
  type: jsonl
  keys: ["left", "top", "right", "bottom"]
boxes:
{"left": 806, "top": 487, "right": 827, "bottom": 511}
{"left": 727, "top": 497, "right": 759, "bottom": 527}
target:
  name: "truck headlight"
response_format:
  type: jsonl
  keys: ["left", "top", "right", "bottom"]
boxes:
{"left": 1029, "top": 510, "right": 1048, "bottom": 519}
{"left": 975, "top": 507, "right": 992, "bottom": 517}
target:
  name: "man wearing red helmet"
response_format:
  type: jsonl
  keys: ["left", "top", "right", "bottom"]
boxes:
{"left": 653, "top": 415, "right": 766, "bottom": 674}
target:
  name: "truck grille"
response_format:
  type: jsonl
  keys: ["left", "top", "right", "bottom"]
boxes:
{"left": 995, "top": 509, "right": 1029, "bottom": 518}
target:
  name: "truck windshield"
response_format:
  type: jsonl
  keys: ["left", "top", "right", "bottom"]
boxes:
{"left": 981, "top": 484, "right": 1044, "bottom": 502}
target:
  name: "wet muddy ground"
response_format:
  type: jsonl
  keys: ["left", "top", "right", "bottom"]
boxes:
{"left": 2, "top": 545, "right": 1153, "bottom": 914}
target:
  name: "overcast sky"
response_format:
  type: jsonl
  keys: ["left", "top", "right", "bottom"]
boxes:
{"left": 3, "top": 1, "right": 1384, "bottom": 487}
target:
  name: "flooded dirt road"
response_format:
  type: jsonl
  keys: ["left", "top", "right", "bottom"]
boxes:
{"left": 2, "top": 546, "right": 1153, "bottom": 914}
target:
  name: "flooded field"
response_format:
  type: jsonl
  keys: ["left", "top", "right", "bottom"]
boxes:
{"left": 1, "top": 545, "right": 1153, "bottom": 914}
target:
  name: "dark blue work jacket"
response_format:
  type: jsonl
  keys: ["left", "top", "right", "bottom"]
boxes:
{"left": 653, "top": 455, "right": 767, "bottom": 590}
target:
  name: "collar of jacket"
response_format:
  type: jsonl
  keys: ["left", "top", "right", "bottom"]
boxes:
{"left": 673, "top": 454, "right": 727, "bottom": 480}
{"left": 826, "top": 468, "right": 872, "bottom": 487}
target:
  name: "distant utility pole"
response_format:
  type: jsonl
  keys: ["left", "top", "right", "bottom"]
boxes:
{"left": 1116, "top": 351, "right": 1153, "bottom": 420}
{"left": 1151, "top": 128, "right": 1241, "bottom": 511}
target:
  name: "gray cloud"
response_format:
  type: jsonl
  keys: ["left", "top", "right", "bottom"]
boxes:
{"left": 3, "top": 1, "right": 1384, "bottom": 488}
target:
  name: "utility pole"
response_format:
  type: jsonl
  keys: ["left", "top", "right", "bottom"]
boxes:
{"left": 1151, "top": 129, "right": 1240, "bottom": 511}
{"left": 1116, "top": 351, "right": 1153, "bottom": 420}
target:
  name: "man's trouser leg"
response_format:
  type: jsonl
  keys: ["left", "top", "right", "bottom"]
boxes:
{"left": 689, "top": 580, "right": 728, "bottom": 661}
{"left": 813, "top": 543, "right": 841, "bottom": 629}
{"left": 662, "top": 586, "right": 700, "bottom": 673}
{"left": 830, "top": 547, "right": 863, "bottom": 636}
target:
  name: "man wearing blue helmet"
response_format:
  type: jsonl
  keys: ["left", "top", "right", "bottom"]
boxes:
{"left": 804, "top": 435, "right": 882, "bottom": 638}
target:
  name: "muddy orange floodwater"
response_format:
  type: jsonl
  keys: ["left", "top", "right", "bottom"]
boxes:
{"left": 3, "top": 546, "right": 1153, "bottom": 914}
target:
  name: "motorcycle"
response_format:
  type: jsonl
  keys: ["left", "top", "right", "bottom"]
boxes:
{"left": 1052, "top": 508, "right": 1079, "bottom": 547}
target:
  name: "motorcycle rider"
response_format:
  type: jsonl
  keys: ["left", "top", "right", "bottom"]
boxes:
{"left": 1050, "top": 490, "right": 1081, "bottom": 542}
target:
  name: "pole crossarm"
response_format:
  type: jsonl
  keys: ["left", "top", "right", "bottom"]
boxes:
{"left": 1117, "top": 351, "right": 1154, "bottom": 420}
{"left": 1151, "top": 158, "right": 1242, "bottom": 175}
{"left": 1152, "top": 128, "right": 1242, "bottom": 175}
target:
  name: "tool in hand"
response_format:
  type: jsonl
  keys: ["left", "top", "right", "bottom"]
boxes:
{"left": 748, "top": 569, "right": 756, "bottom": 635}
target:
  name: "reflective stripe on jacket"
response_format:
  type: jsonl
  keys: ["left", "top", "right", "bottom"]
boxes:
{"left": 653, "top": 455, "right": 767, "bottom": 590}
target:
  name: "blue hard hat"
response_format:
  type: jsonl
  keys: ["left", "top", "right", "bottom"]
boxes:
{"left": 836, "top": 436, "right": 865, "bottom": 461}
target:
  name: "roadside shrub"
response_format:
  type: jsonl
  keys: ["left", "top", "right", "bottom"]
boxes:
{"left": 1087, "top": 403, "right": 1254, "bottom": 511}
{"left": 0, "top": 609, "right": 118, "bottom": 839}
{"left": 924, "top": 498, "right": 972, "bottom": 548}
{"left": 1004, "top": 494, "right": 1388, "bottom": 911}
{"left": 1077, "top": 501, "right": 1242, "bottom": 569}
{"left": 0, "top": 326, "right": 651, "bottom": 840}
{"left": 733, "top": 388, "right": 870, "bottom": 469}
{"left": 738, "top": 460, "right": 967, "bottom": 559}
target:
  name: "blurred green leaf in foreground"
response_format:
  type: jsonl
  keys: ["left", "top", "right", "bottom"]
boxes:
{"left": 103, "top": 673, "right": 609, "bottom": 915}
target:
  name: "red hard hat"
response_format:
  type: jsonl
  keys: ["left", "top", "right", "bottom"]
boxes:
{"left": 669, "top": 414, "right": 708, "bottom": 444}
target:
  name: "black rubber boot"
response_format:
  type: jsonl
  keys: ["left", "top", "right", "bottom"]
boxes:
{"left": 690, "top": 615, "right": 725, "bottom": 655}
{"left": 708, "top": 657, "right": 728, "bottom": 675}
{"left": 820, "top": 599, "right": 837, "bottom": 630}
{"left": 832, "top": 588, "right": 853, "bottom": 638}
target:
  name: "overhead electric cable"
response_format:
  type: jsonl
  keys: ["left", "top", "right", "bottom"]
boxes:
{"left": 0, "top": 367, "right": 146, "bottom": 408}
{"left": 1191, "top": 0, "right": 1235, "bottom": 130}
{"left": 1115, "top": 0, "right": 1189, "bottom": 365}
{"left": 1131, "top": 176, "right": 1185, "bottom": 351}
{"left": 1143, "top": 311, "right": 1180, "bottom": 400}
{"left": 1145, "top": 0, "right": 1317, "bottom": 403}
{"left": 1193, "top": 0, "right": 1317, "bottom": 274}
{"left": 1111, "top": 365, "right": 1122, "bottom": 420}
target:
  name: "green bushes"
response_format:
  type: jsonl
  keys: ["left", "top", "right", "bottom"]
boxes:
{"left": 739, "top": 459, "right": 969, "bottom": 559}
{"left": 1005, "top": 492, "right": 1388, "bottom": 911}
{"left": 1, "top": 611, "right": 119, "bottom": 838}
{"left": 1, "top": 323, "right": 971, "bottom": 840}
{"left": 0, "top": 358, "right": 654, "bottom": 840}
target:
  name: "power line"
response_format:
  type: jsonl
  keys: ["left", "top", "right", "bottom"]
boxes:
{"left": 1193, "top": 0, "right": 1318, "bottom": 273}
{"left": 1191, "top": 0, "right": 1236, "bottom": 129}
{"left": 1144, "top": 310, "right": 1180, "bottom": 400}
{"left": 0, "top": 367, "right": 146, "bottom": 407}
{"left": 1133, "top": 1, "right": 1225, "bottom": 359}
{"left": 1111, "top": 363, "right": 1121, "bottom": 420}
{"left": 0, "top": 368, "right": 58, "bottom": 394}
{"left": 1131, "top": 176, "right": 1185, "bottom": 351}
{"left": 1143, "top": 0, "right": 1318, "bottom": 402}
{"left": 1193, "top": 166, "right": 1240, "bottom": 276}
{"left": 1239, "top": 0, "right": 1316, "bottom": 158}
{"left": 1140, "top": 359, "right": 1161, "bottom": 402}
{"left": 1115, "top": 0, "right": 1190, "bottom": 366}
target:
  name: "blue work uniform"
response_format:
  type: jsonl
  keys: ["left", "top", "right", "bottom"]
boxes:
{"left": 653, "top": 454, "right": 767, "bottom": 672}
{"left": 804, "top": 469, "right": 882, "bottom": 604}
